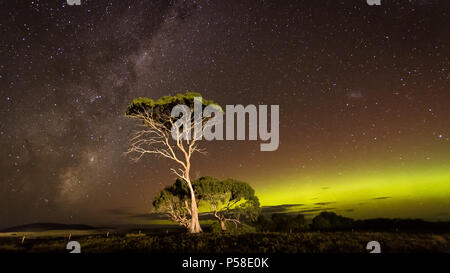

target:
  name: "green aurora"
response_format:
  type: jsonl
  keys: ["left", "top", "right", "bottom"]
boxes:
{"left": 253, "top": 164, "right": 450, "bottom": 221}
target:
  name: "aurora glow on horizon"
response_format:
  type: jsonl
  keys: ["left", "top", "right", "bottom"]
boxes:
{"left": 253, "top": 164, "right": 450, "bottom": 220}
{"left": 1, "top": 0, "right": 450, "bottom": 228}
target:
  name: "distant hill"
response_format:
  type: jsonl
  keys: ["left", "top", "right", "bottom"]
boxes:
{"left": 1, "top": 223, "right": 95, "bottom": 232}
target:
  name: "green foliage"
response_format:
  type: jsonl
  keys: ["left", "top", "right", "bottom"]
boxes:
{"left": 311, "top": 212, "right": 354, "bottom": 230}
{"left": 152, "top": 179, "right": 190, "bottom": 211}
{"left": 153, "top": 177, "right": 260, "bottom": 230}
{"left": 152, "top": 179, "right": 192, "bottom": 229}
{"left": 193, "top": 176, "right": 260, "bottom": 223}
{"left": 125, "top": 92, "right": 222, "bottom": 117}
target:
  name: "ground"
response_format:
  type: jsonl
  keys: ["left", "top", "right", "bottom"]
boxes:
{"left": 0, "top": 229, "right": 449, "bottom": 253}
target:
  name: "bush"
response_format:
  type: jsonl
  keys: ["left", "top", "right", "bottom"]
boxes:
{"left": 253, "top": 214, "right": 308, "bottom": 232}
{"left": 272, "top": 213, "right": 308, "bottom": 232}
{"left": 311, "top": 212, "right": 354, "bottom": 230}
{"left": 254, "top": 215, "right": 275, "bottom": 232}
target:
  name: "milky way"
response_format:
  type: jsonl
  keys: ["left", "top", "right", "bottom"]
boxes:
{"left": 1, "top": 0, "right": 450, "bottom": 228}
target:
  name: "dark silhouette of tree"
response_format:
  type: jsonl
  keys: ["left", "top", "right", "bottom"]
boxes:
{"left": 271, "top": 213, "right": 308, "bottom": 233}
{"left": 254, "top": 214, "right": 308, "bottom": 232}
{"left": 311, "top": 212, "right": 354, "bottom": 230}
{"left": 254, "top": 215, "right": 274, "bottom": 232}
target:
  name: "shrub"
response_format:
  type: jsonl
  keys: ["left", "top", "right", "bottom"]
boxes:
{"left": 311, "top": 212, "right": 354, "bottom": 230}
{"left": 253, "top": 214, "right": 308, "bottom": 232}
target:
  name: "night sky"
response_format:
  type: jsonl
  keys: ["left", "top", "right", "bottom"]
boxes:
{"left": 1, "top": 0, "right": 450, "bottom": 228}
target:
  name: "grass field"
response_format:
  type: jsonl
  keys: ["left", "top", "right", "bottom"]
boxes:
{"left": 0, "top": 229, "right": 449, "bottom": 253}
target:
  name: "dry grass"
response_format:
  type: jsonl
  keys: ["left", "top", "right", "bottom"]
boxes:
{"left": 0, "top": 231, "right": 449, "bottom": 253}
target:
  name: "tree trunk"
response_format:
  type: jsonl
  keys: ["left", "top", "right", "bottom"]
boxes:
{"left": 187, "top": 182, "right": 202, "bottom": 233}
{"left": 220, "top": 220, "right": 227, "bottom": 231}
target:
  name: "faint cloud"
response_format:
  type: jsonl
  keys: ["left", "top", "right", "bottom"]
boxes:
{"left": 372, "top": 196, "right": 391, "bottom": 200}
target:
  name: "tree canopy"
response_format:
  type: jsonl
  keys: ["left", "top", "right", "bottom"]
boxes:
{"left": 311, "top": 211, "right": 354, "bottom": 230}
{"left": 125, "top": 91, "right": 222, "bottom": 125}
{"left": 194, "top": 177, "right": 260, "bottom": 230}
{"left": 152, "top": 179, "right": 192, "bottom": 228}
{"left": 152, "top": 177, "right": 260, "bottom": 231}
{"left": 253, "top": 214, "right": 308, "bottom": 233}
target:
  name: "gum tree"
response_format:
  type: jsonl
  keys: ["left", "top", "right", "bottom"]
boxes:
{"left": 194, "top": 177, "right": 260, "bottom": 231}
{"left": 153, "top": 177, "right": 260, "bottom": 231}
{"left": 125, "top": 92, "right": 220, "bottom": 233}
{"left": 152, "top": 179, "right": 191, "bottom": 229}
